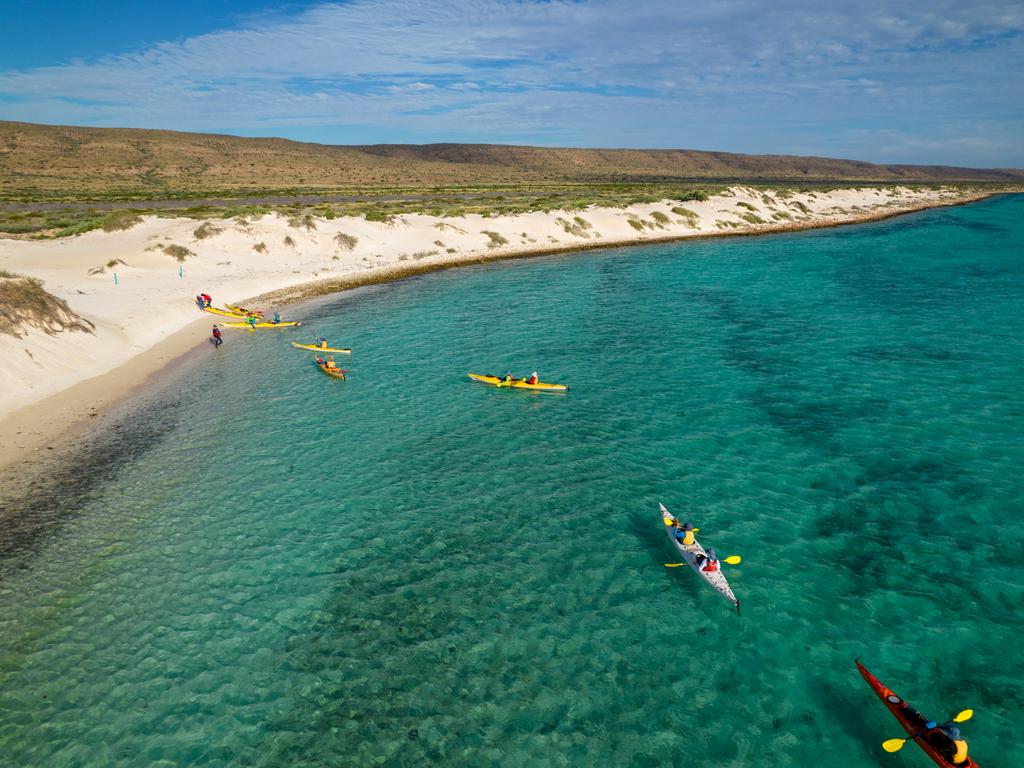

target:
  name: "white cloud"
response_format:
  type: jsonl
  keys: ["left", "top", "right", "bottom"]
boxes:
{"left": 0, "top": 0, "right": 1021, "bottom": 164}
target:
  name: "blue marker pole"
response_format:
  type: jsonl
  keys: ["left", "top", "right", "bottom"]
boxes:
{"left": 179, "top": 265, "right": 184, "bottom": 278}
{"left": 114, "top": 272, "right": 119, "bottom": 285}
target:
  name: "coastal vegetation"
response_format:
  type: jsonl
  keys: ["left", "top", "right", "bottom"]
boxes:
{"left": 0, "top": 270, "right": 95, "bottom": 337}
{"left": 193, "top": 221, "right": 222, "bottom": 240}
{"left": 162, "top": 244, "right": 194, "bottom": 262}
{"left": 333, "top": 233, "right": 358, "bottom": 250}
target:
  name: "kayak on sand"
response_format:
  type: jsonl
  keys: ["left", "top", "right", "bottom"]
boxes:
{"left": 855, "top": 660, "right": 979, "bottom": 768}
{"left": 225, "top": 303, "right": 263, "bottom": 317}
{"left": 202, "top": 306, "right": 246, "bottom": 319}
{"left": 467, "top": 373, "right": 568, "bottom": 392}
{"left": 291, "top": 341, "right": 352, "bottom": 354}
{"left": 659, "top": 502, "right": 739, "bottom": 611}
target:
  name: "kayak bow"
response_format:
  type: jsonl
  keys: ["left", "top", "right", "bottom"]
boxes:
{"left": 467, "top": 372, "right": 568, "bottom": 392}
{"left": 202, "top": 306, "right": 246, "bottom": 319}
{"left": 855, "top": 660, "right": 980, "bottom": 768}
{"left": 659, "top": 502, "right": 739, "bottom": 610}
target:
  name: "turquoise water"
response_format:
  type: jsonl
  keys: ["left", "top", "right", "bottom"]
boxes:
{"left": 1, "top": 196, "right": 1022, "bottom": 767}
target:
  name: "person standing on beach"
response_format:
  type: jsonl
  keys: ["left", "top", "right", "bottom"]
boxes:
{"left": 273, "top": 310, "right": 281, "bottom": 324}
{"left": 212, "top": 325, "right": 223, "bottom": 347}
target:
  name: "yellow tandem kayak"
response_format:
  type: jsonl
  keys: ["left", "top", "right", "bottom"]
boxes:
{"left": 221, "top": 320, "right": 302, "bottom": 328}
{"left": 316, "top": 360, "right": 347, "bottom": 380}
{"left": 291, "top": 341, "right": 352, "bottom": 354}
{"left": 468, "top": 373, "right": 568, "bottom": 391}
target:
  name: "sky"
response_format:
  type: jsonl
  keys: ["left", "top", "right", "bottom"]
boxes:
{"left": 0, "top": 0, "right": 1022, "bottom": 167}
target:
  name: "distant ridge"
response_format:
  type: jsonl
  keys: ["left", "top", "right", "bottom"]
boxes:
{"left": 2, "top": 120, "right": 1022, "bottom": 200}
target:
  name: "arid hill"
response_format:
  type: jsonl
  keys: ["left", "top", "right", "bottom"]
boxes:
{"left": 2, "top": 120, "right": 1022, "bottom": 201}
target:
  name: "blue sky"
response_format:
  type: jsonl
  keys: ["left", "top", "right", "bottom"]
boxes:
{"left": 1, "top": 0, "right": 1022, "bottom": 166}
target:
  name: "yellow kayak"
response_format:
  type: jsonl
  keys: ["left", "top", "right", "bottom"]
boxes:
{"left": 202, "top": 306, "right": 246, "bottom": 319}
{"left": 316, "top": 360, "right": 347, "bottom": 380}
{"left": 291, "top": 341, "right": 352, "bottom": 354}
{"left": 468, "top": 373, "right": 568, "bottom": 392}
{"left": 221, "top": 320, "right": 302, "bottom": 329}
{"left": 225, "top": 303, "right": 263, "bottom": 316}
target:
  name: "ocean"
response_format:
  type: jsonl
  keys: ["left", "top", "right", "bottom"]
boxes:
{"left": 1, "top": 195, "right": 1021, "bottom": 766}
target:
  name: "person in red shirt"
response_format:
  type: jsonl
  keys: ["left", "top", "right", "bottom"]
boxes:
{"left": 527, "top": 370, "right": 539, "bottom": 385}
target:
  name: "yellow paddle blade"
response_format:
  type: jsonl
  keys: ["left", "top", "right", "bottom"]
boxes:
{"left": 953, "top": 709, "right": 974, "bottom": 722}
{"left": 662, "top": 517, "right": 674, "bottom": 526}
{"left": 882, "top": 738, "right": 907, "bottom": 753}
{"left": 724, "top": 555, "right": 742, "bottom": 565}
{"left": 693, "top": 528, "right": 700, "bottom": 533}
{"left": 664, "top": 563, "right": 685, "bottom": 568}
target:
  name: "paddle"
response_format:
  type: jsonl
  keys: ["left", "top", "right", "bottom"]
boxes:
{"left": 664, "top": 555, "right": 741, "bottom": 567}
{"left": 661, "top": 516, "right": 699, "bottom": 533}
{"left": 882, "top": 710, "right": 974, "bottom": 753}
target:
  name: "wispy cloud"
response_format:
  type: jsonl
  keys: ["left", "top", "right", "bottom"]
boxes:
{"left": 1, "top": 0, "right": 1021, "bottom": 165}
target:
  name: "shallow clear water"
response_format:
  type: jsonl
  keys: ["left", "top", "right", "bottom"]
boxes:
{"left": 1, "top": 196, "right": 1022, "bottom": 767}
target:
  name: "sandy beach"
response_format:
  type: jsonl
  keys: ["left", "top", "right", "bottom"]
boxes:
{"left": 0, "top": 185, "right": 997, "bottom": 471}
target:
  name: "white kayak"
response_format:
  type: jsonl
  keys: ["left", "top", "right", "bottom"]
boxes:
{"left": 659, "top": 502, "right": 739, "bottom": 611}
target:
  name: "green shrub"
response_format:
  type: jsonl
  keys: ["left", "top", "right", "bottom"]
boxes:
{"left": 334, "top": 233, "right": 358, "bottom": 250}
{"left": 193, "top": 221, "right": 222, "bottom": 239}
{"left": 482, "top": 231, "right": 508, "bottom": 248}
{"left": 364, "top": 210, "right": 394, "bottom": 224}
{"left": 650, "top": 211, "right": 671, "bottom": 224}
{"left": 100, "top": 210, "right": 143, "bottom": 232}
{"left": 163, "top": 244, "right": 194, "bottom": 262}
{"left": 288, "top": 212, "right": 317, "bottom": 231}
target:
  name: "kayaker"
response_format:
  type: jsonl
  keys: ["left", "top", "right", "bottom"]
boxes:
{"left": 318, "top": 337, "right": 328, "bottom": 349}
{"left": 325, "top": 356, "right": 337, "bottom": 370}
{"left": 196, "top": 294, "right": 205, "bottom": 309}
{"left": 201, "top": 293, "right": 212, "bottom": 307}
{"left": 938, "top": 725, "right": 969, "bottom": 765}
{"left": 247, "top": 314, "right": 258, "bottom": 329}
{"left": 673, "top": 522, "right": 696, "bottom": 546}
{"left": 273, "top": 311, "right": 281, "bottom": 324}
{"left": 211, "top": 325, "right": 222, "bottom": 347}
{"left": 527, "top": 371, "right": 539, "bottom": 385}
{"left": 695, "top": 548, "right": 720, "bottom": 572}
{"left": 502, "top": 371, "right": 513, "bottom": 383}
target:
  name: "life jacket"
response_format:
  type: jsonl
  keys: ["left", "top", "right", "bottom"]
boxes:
{"left": 702, "top": 558, "right": 719, "bottom": 572}
{"left": 212, "top": 328, "right": 221, "bottom": 337}
{"left": 319, "top": 340, "right": 327, "bottom": 348}
{"left": 528, "top": 375, "right": 538, "bottom": 384}
{"left": 951, "top": 740, "right": 968, "bottom": 765}
{"left": 682, "top": 530, "right": 695, "bottom": 546}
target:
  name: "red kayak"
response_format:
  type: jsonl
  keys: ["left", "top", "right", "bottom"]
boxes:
{"left": 856, "top": 660, "right": 979, "bottom": 768}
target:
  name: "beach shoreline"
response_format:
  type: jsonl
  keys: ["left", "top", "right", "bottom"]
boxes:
{"left": 0, "top": 187, "right": 1004, "bottom": 474}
